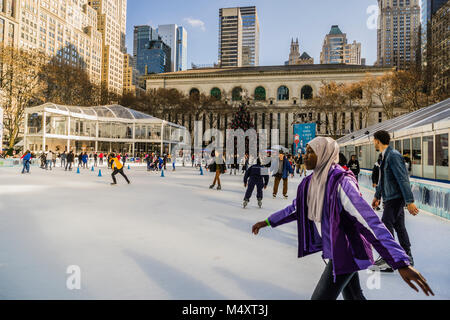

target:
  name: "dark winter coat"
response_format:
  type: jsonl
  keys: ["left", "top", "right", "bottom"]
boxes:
{"left": 347, "top": 159, "right": 360, "bottom": 176}
{"left": 209, "top": 158, "right": 226, "bottom": 173}
{"left": 244, "top": 164, "right": 269, "bottom": 187}
{"left": 67, "top": 153, "right": 74, "bottom": 162}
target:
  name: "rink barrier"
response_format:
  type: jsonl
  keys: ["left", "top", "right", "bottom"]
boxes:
{"left": 359, "top": 170, "right": 450, "bottom": 220}
{"left": 0, "top": 158, "right": 153, "bottom": 168}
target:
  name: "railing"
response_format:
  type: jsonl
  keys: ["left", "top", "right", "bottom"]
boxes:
{"left": 359, "top": 169, "right": 450, "bottom": 220}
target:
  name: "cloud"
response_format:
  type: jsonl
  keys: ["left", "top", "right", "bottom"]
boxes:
{"left": 183, "top": 17, "right": 206, "bottom": 31}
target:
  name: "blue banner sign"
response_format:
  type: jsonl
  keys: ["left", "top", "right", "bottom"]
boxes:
{"left": 293, "top": 123, "right": 317, "bottom": 155}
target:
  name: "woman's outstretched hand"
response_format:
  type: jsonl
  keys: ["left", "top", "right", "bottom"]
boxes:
{"left": 252, "top": 221, "right": 268, "bottom": 235}
{"left": 398, "top": 266, "right": 434, "bottom": 296}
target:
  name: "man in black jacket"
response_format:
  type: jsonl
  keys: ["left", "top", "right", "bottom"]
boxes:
{"left": 66, "top": 151, "right": 74, "bottom": 171}
{"left": 347, "top": 155, "right": 360, "bottom": 181}
{"left": 243, "top": 158, "right": 270, "bottom": 208}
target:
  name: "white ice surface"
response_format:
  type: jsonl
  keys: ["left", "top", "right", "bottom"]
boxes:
{"left": 0, "top": 165, "right": 448, "bottom": 300}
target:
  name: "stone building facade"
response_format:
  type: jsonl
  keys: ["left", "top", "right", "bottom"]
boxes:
{"left": 143, "top": 64, "right": 396, "bottom": 150}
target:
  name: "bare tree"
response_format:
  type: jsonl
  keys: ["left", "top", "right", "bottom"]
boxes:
{"left": 0, "top": 46, "right": 47, "bottom": 149}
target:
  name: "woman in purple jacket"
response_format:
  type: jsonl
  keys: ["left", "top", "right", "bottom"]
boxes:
{"left": 252, "top": 137, "right": 433, "bottom": 300}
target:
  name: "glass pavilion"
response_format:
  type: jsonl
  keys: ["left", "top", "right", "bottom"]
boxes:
{"left": 23, "top": 103, "right": 186, "bottom": 156}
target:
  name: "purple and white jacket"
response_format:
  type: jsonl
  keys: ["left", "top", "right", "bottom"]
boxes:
{"left": 267, "top": 165, "right": 410, "bottom": 278}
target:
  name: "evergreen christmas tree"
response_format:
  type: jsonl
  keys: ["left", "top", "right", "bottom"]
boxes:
{"left": 230, "top": 103, "right": 254, "bottom": 131}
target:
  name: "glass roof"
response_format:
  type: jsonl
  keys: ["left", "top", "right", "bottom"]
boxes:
{"left": 43, "top": 103, "right": 158, "bottom": 120}
{"left": 337, "top": 98, "right": 450, "bottom": 145}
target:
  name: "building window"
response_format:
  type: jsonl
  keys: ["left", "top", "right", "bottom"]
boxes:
{"left": 189, "top": 88, "right": 200, "bottom": 100}
{"left": 300, "top": 85, "right": 313, "bottom": 100}
{"left": 232, "top": 87, "right": 242, "bottom": 101}
{"left": 254, "top": 86, "right": 266, "bottom": 101}
{"left": 423, "top": 136, "right": 434, "bottom": 179}
{"left": 436, "top": 134, "right": 449, "bottom": 180}
{"left": 277, "top": 86, "right": 289, "bottom": 101}
{"left": 210, "top": 87, "right": 221, "bottom": 100}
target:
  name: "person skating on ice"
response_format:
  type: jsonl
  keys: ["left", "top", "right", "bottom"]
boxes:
{"left": 271, "top": 150, "right": 294, "bottom": 199}
{"left": 371, "top": 130, "right": 418, "bottom": 272}
{"left": 21, "top": 150, "right": 32, "bottom": 174}
{"left": 66, "top": 150, "right": 74, "bottom": 171}
{"left": 252, "top": 137, "right": 433, "bottom": 300}
{"left": 243, "top": 158, "right": 269, "bottom": 208}
{"left": 209, "top": 151, "right": 226, "bottom": 190}
{"left": 109, "top": 153, "right": 131, "bottom": 185}
{"left": 347, "top": 155, "right": 360, "bottom": 182}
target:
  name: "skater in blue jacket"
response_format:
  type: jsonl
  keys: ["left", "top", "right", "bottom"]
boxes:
{"left": 243, "top": 158, "right": 270, "bottom": 208}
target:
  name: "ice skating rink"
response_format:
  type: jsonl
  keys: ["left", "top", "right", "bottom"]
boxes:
{"left": 0, "top": 165, "right": 448, "bottom": 299}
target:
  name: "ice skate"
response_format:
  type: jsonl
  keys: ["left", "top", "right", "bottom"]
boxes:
{"left": 243, "top": 200, "right": 248, "bottom": 208}
{"left": 257, "top": 199, "right": 262, "bottom": 208}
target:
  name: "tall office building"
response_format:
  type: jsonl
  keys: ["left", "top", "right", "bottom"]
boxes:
{"left": 137, "top": 39, "right": 171, "bottom": 75}
{"left": 89, "top": 0, "right": 127, "bottom": 95}
{"left": 176, "top": 26, "right": 187, "bottom": 71}
{"left": 0, "top": 0, "right": 103, "bottom": 85}
{"left": 157, "top": 24, "right": 188, "bottom": 72}
{"left": 421, "top": 0, "right": 447, "bottom": 91}
{"left": 157, "top": 24, "right": 176, "bottom": 72}
{"left": 218, "top": 6, "right": 259, "bottom": 67}
{"left": 320, "top": 25, "right": 362, "bottom": 65}
{"left": 123, "top": 53, "right": 136, "bottom": 94}
{"left": 0, "top": 0, "right": 19, "bottom": 47}
{"left": 376, "top": 0, "right": 421, "bottom": 69}
{"left": 344, "top": 40, "right": 362, "bottom": 65}
{"left": 430, "top": 0, "right": 449, "bottom": 94}
{"left": 133, "top": 25, "right": 158, "bottom": 63}
{"left": 239, "top": 6, "right": 259, "bottom": 67}
{"left": 134, "top": 25, "right": 171, "bottom": 75}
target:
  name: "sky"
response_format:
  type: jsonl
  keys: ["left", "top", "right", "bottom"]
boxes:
{"left": 126, "top": 0, "right": 382, "bottom": 67}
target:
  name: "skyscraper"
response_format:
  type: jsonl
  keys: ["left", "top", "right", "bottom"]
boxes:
{"left": 157, "top": 24, "right": 188, "bottom": 72}
{"left": 421, "top": 0, "right": 447, "bottom": 92}
{"left": 320, "top": 25, "right": 362, "bottom": 65}
{"left": 1, "top": 0, "right": 103, "bottom": 85}
{"left": 218, "top": 6, "right": 259, "bottom": 68}
{"left": 430, "top": 0, "right": 449, "bottom": 95}
{"left": 89, "top": 0, "right": 128, "bottom": 95}
{"left": 134, "top": 25, "right": 171, "bottom": 75}
{"left": 344, "top": 41, "right": 362, "bottom": 65}
{"left": 176, "top": 26, "right": 188, "bottom": 71}
{"left": 240, "top": 6, "right": 259, "bottom": 67}
{"left": 133, "top": 25, "right": 159, "bottom": 64}
{"left": 377, "top": 0, "right": 421, "bottom": 69}
{"left": 0, "top": 0, "right": 19, "bottom": 48}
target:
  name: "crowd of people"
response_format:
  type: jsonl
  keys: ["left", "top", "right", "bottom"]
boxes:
{"left": 10, "top": 131, "right": 436, "bottom": 300}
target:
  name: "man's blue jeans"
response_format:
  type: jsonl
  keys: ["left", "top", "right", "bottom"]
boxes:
{"left": 22, "top": 160, "right": 30, "bottom": 173}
